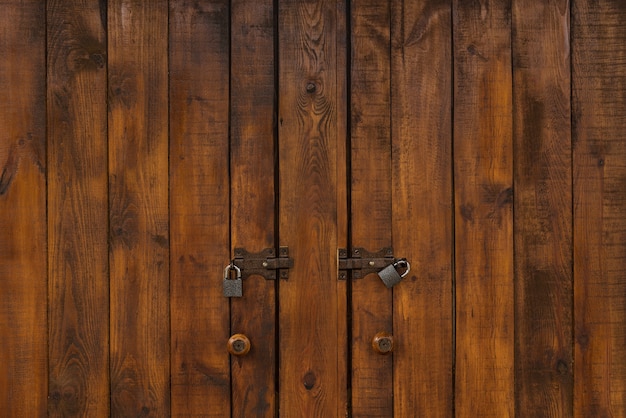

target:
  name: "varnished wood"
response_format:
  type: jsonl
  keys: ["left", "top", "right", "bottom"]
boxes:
{"left": 335, "top": 1, "right": 350, "bottom": 415}
{"left": 453, "top": 1, "right": 514, "bottom": 416}
{"left": 391, "top": 1, "right": 453, "bottom": 416}
{"left": 278, "top": 0, "right": 344, "bottom": 415}
{"left": 47, "top": 0, "right": 109, "bottom": 416}
{"left": 512, "top": 1, "right": 573, "bottom": 416}
{"left": 0, "top": 2, "right": 46, "bottom": 416}
{"left": 349, "top": 0, "right": 393, "bottom": 416}
{"left": 108, "top": 1, "right": 169, "bottom": 416}
{"left": 230, "top": 0, "right": 277, "bottom": 415}
{"left": 2, "top": 2, "right": 626, "bottom": 415}
{"left": 573, "top": 1, "right": 626, "bottom": 416}
{"left": 169, "top": 1, "right": 232, "bottom": 416}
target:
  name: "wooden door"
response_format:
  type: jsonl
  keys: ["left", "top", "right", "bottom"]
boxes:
{"left": 2, "top": 1, "right": 626, "bottom": 417}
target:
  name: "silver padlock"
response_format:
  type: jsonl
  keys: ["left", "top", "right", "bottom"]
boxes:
{"left": 377, "top": 259, "right": 411, "bottom": 288}
{"left": 223, "top": 264, "right": 243, "bottom": 297}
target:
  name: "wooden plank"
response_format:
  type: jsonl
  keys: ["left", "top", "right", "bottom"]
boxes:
{"left": 170, "top": 1, "right": 231, "bottom": 416}
{"left": 108, "top": 1, "right": 169, "bottom": 416}
{"left": 573, "top": 1, "right": 626, "bottom": 416}
{"left": 512, "top": 1, "right": 573, "bottom": 416}
{"left": 0, "top": 2, "right": 46, "bottom": 415}
{"left": 390, "top": 1, "right": 453, "bottom": 416}
{"left": 229, "top": 0, "right": 276, "bottom": 416}
{"left": 349, "top": 0, "right": 393, "bottom": 416}
{"left": 453, "top": 1, "right": 514, "bottom": 416}
{"left": 278, "top": 0, "right": 344, "bottom": 415}
{"left": 47, "top": 0, "right": 109, "bottom": 416}
{"left": 335, "top": 0, "right": 349, "bottom": 414}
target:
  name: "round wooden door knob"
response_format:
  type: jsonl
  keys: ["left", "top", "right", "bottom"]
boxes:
{"left": 372, "top": 332, "right": 394, "bottom": 355}
{"left": 227, "top": 334, "right": 251, "bottom": 356}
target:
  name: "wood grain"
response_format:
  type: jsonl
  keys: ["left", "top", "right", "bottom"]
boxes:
{"left": 0, "top": 2, "right": 47, "bottom": 416}
{"left": 170, "top": 1, "right": 232, "bottom": 416}
{"left": 391, "top": 1, "right": 453, "bottom": 416}
{"left": 335, "top": 0, "right": 349, "bottom": 414}
{"left": 512, "top": 1, "right": 573, "bottom": 416}
{"left": 230, "top": 0, "right": 276, "bottom": 416}
{"left": 350, "top": 0, "right": 393, "bottom": 415}
{"left": 453, "top": 1, "right": 514, "bottom": 416}
{"left": 108, "top": 1, "right": 169, "bottom": 416}
{"left": 278, "top": 0, "right": 344, "bottom": 415}
{"left": 573, "top": 1, "right": 626, "bottom": 416}
{"left": 47, "top": 0, "right": 109, "bottom": 416}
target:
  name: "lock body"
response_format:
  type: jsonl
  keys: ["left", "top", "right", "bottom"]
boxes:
{"left": 378, "top": 264, "right": 402, "bottom": 288}
{"left": 223, "top": 265, "right": 243, "bottom": 297}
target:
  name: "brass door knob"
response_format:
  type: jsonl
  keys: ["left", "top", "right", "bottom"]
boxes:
{"left": 227, "top": 334, "right": 251, "bottom": 356}
{"left": 372, "top": 332, "right": 394, "bottom": 355}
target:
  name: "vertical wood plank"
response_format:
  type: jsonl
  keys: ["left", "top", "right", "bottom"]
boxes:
{"left": 108, "top": 1, "right": 169, "bottom": 416}
{"left": 170, "top": 1, "right": 231, "bottom": 416}
{"left": 47, "top": 0, "right": 109, "bottom": 415}
{"left": 391, "top": 1, "right": 453, "bottom": 416}
{"left": 278, "top": 0, "right": 345, "bottom": 415}
{"left": 573, "top": 1, "right": 626, "bottom": 416}
{"left": 230, "top": 0, "right": 276, "bottom": 416}
{"left": 453, "top": 1, "right": 514, "bottom": 416}
{"left": 0, "top": 2, "right": 47, "bottom": 415}
{"left": 335, "top": 0, "right": 349, "bottom": 414}
{"left": 512, "top": 1, "right": 573, "bottom": 416}
{"left": 350, "top": 0, "right": 393, "bottom": 416}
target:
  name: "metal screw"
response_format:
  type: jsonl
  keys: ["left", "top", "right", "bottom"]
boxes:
{"left": 369, "top": 261, "right": 375, "bottom": 267}
{"left": 262, "top": 261, "right": 268, "bottom": 268}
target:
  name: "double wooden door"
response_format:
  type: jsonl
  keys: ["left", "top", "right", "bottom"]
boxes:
{"left": 2, "top": 0, "right": 626, "bottom": 417}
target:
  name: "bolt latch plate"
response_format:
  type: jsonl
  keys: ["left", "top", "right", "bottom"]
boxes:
{"left": 232, "top": 247, "right": 293, "bottom": 280}
{"left": 337, "top": 247, "right": 394, "bottom": 280}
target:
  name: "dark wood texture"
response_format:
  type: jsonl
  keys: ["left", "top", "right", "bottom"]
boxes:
{"left": 169, "top": 1, "right": 231, "bottom": 416}
{"left": 108, "top": 1, "right": 169, "bottom": 416}
{"left": 350, "top": 0, "right": 393, "bottom": 416}
{"left": 278, "top": 0, "right": 344, "bottom": 415}
{"left": 573, "top": 1, "right": 626, "bottom": 416}
{"left": 391, "top": 1, "right": 453, "bottom": 416}
{"left": 47, "top": 0, "right": 109, "bottom": 416}
{"left": 2, "top": 2, "right": 626, "bottom": 416}
{"left": 453, "top": 0, "right": 514, "bottom": 416}
{"left": 0, "top": 2, "right": 46, "bottom": 416}
{"left": 230, "top": 0, "right": 276, "bottom": 416}
{"left": 512, "top": 1, "right": 573, "bottom": 416}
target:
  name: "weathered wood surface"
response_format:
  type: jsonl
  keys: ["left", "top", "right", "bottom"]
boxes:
{"left": 350, "top": 0, "right": 393, "bottom": 415}
{"left": 230, "top": 0, "right": 277, "bottom": 416}
{"left": 573, "top": 0, "right": 626, "bottom": 416}
{"left": 278, "top": 0, "right": 345, "bottom": 415}
{"left": 47, "top": 1, "right": 110, "bottom": 416}
{"left": 512, "top": 1, "right": 573, "bottom": 416}
{"left": 0, "top": 2, "right": 623, "bottom": 417}
{"left": 454, "top": 0, "right": 515, "bottom": 416}
{"left": 0, "top": 2, "right": 47, "bottom": 416}
{"left": 108, "top": 1, "right": 170, "bottom": 416}
{"left": 391, "top": 1, "right": 454, "bottom": 416}
{"left": 169, "top": 1, "right": 231, "bottom": 416}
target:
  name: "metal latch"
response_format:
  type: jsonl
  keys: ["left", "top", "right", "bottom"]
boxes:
{"left": 338, "top": 247, "right": 410, "bottom": 288}
{"left": 337, "top": 247, "right": 394, "bottom": 279}
{"left": 231, "top": 247, "right": 293, "bottom": 281}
